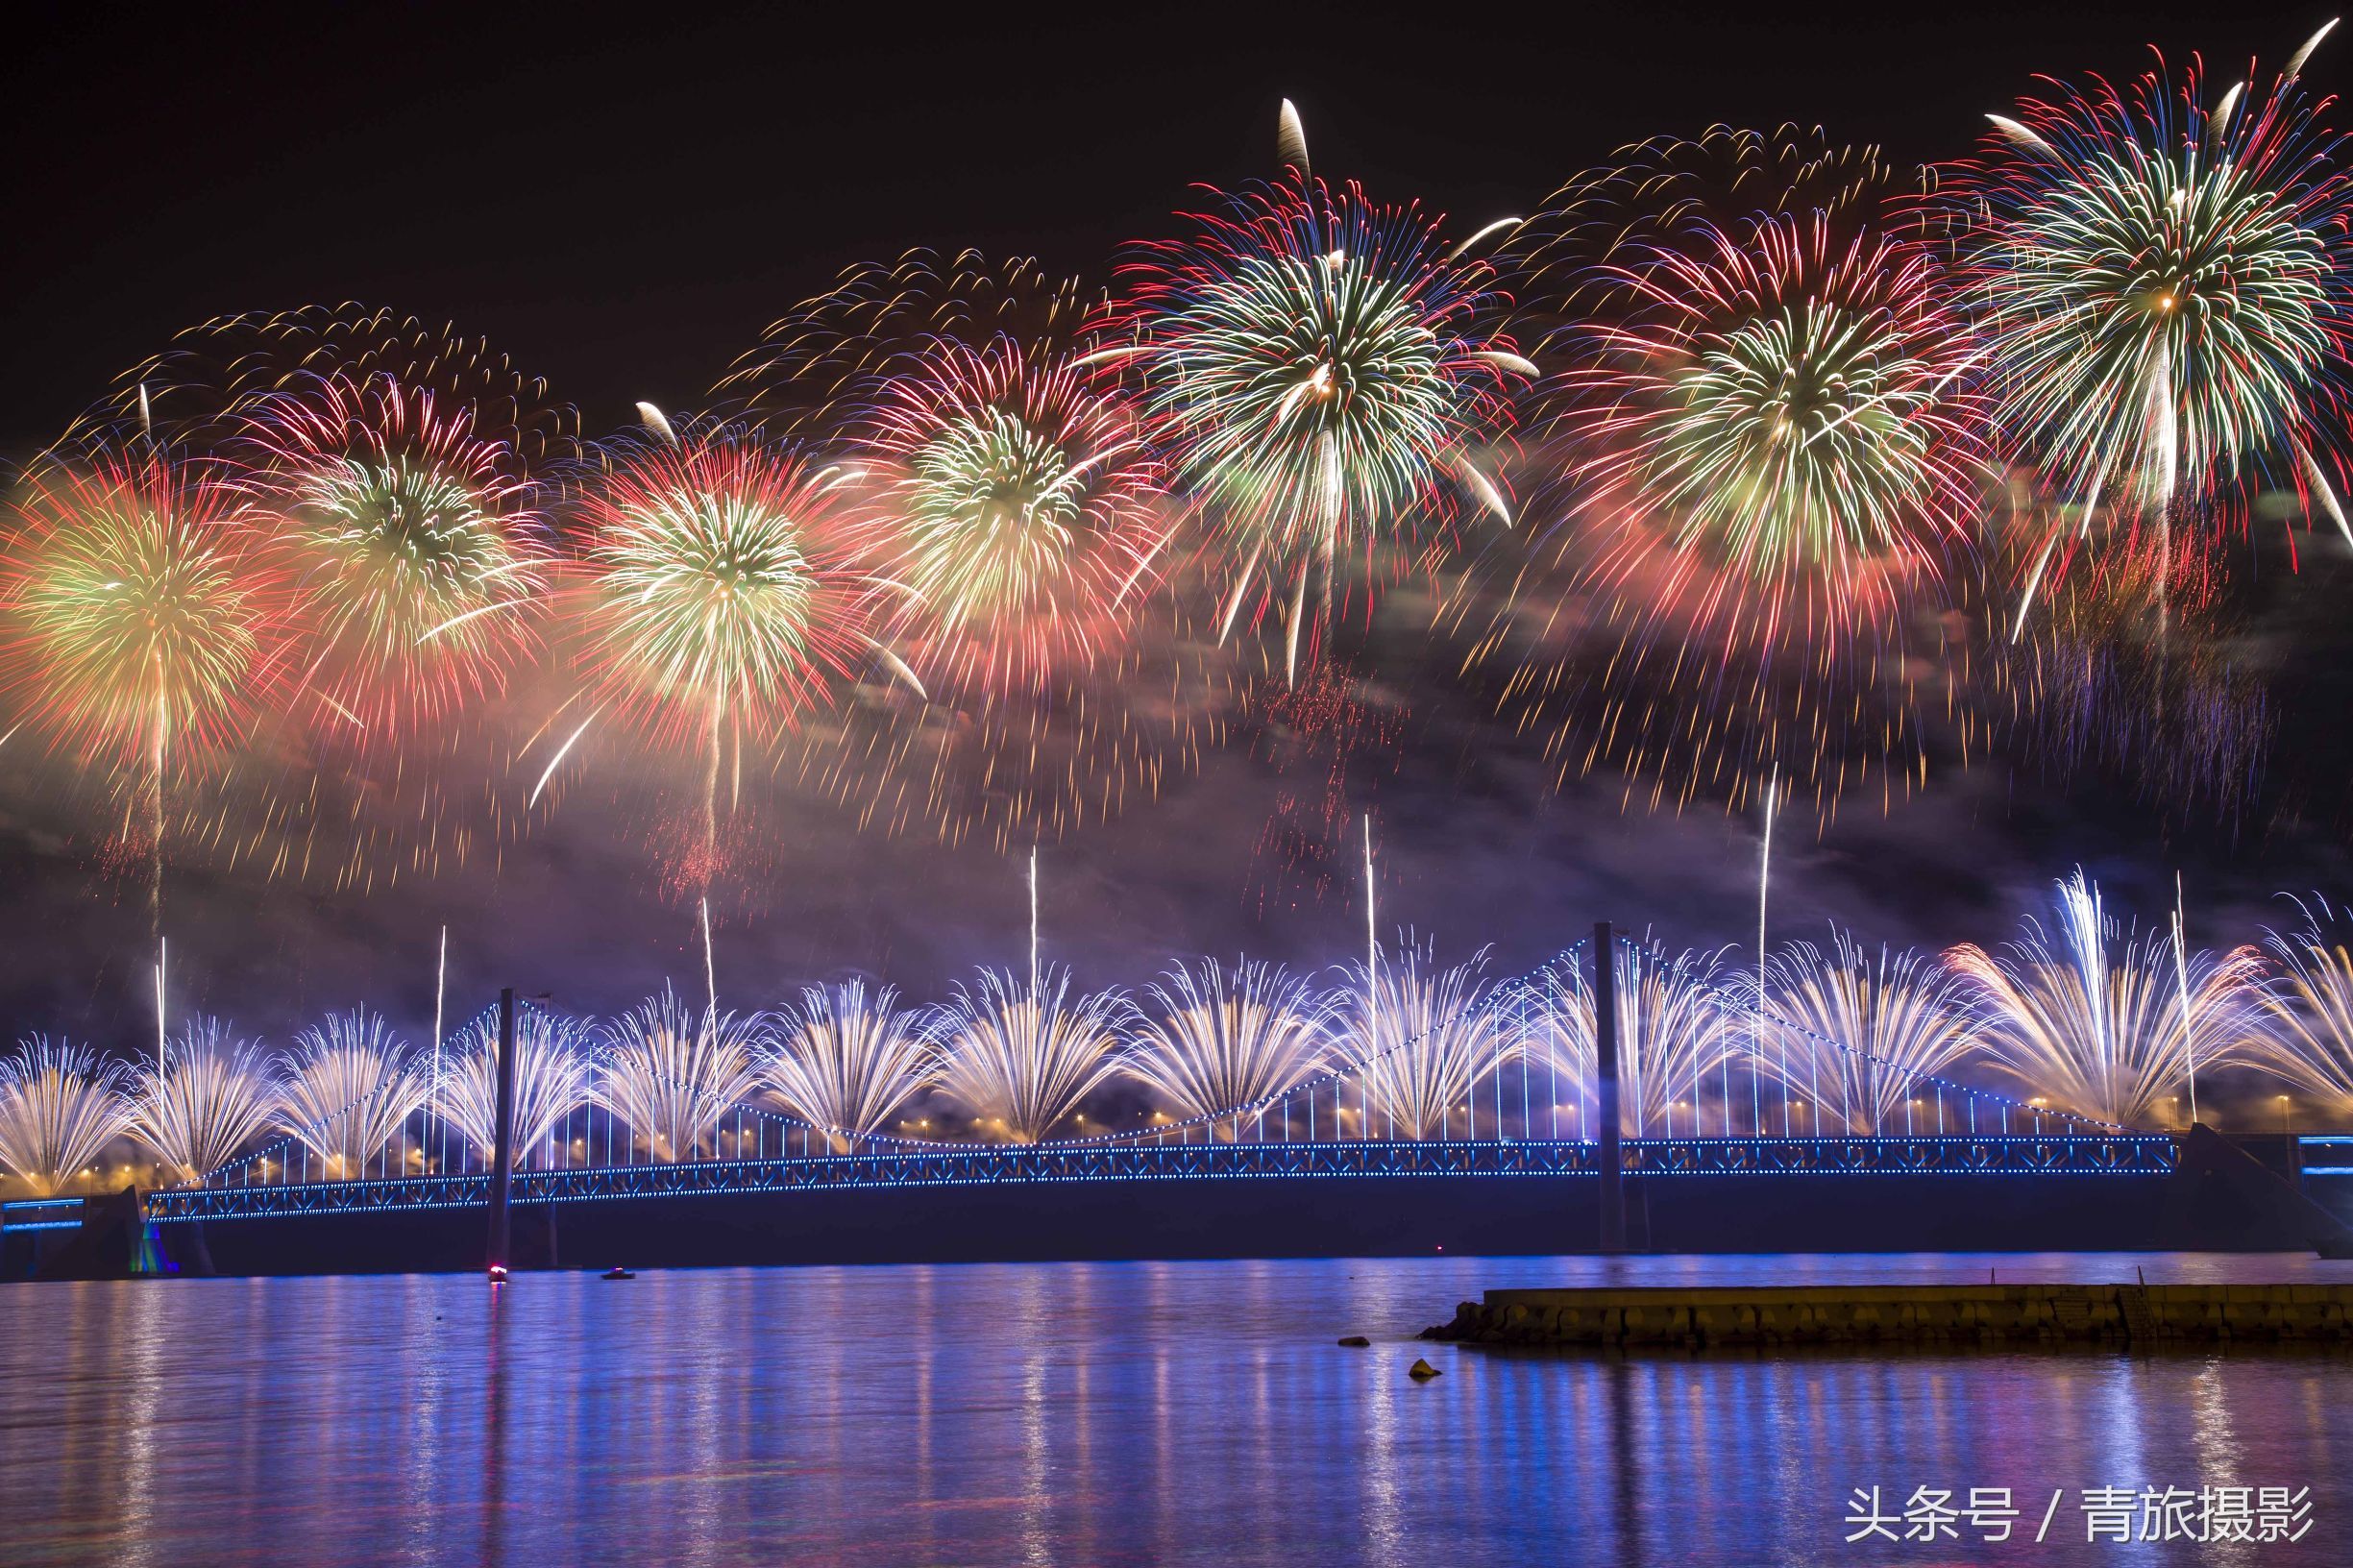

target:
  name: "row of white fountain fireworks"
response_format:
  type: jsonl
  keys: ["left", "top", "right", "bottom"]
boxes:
{"left": 4, "top": 870, "right": 2353, "bottom": 1195}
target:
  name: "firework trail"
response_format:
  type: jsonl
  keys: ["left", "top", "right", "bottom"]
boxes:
{"left": 0, "top": 1038, "right": 133, "bottom": 1196}
{"left": 1762, "top": 929, "right": 1977, "bottom": 1133}
{"left": 1118, "top": 958, "right": 1336, "bottom": 1125}
{"left": 1946, "top": 869, "right": 2267, "bottom": 1126}
{"left": 1474, "top": 127, "right": 1991, "bottom": 817}
{"left": 1980, "top": 514, "right": 2274, "bottom": 825}
{"left": 759, "top": 980, "right": 937, "bottom": 1144}
{"left": 127, "top": 1017, "right": 282, "bottom": 1184}
{"left": 2253, "top": 893, "right": 2353, "bottom": 1115}
{"left": 276, "top": 1009, "right": 431, "bottom": 1178}
{"left": 1949, "top": 24, "right": 2353, "bottom": 587}
{"left": 0, "top": 449, "right": 284, "bottom": 915}
{"left": 1336, "top": 939, "right": 1516, "bottom": 1139}
{"left": 593, "top": 987, "right": 764, "bottom": 1161}
{"left": 933, "top": 966, "right": 1126, "bottom": 1142}
{"left": 1099, "top": 109, "right": 1529, "bottom": 682}
{"left": 232, "top": 373, "right": 553, "bottom": 740}
{"left": 434, "top": 1008, "right": 594, "bottom": 1167}
{"left": 566, "top": 423, "right": 904, "bottom": 884}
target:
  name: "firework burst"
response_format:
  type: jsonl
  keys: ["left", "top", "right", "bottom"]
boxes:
{"left": 1101, "top": 135, "right": 1527, "bottom": 679}
{"left": 2252, "top": 893, "right": 2353, "bottom": 1115}
{"left": 724, "top": 251, "right": 1228, "bottom": 855}
{"left": 1478, "top": 127, "right": 1989, "bottom": 815}
{"left": 1119, "top": 958, "right": 1336, "bottom": 1124}
{"left": 233, "top": 374, "right": 551, "bottom": 738}
{"left": 1763, "top": 929, "right": 1977, "bottom": 1133}
{"left": 1, "top": 451, "right": 278, "bottom": 781}
{"left": 0, "top": 1038, "right": 133, "bottom": 1196}
{"left": 434, "top": 1009, "right": 594, "bottom": 1167}
{"left": 933, "top": 967, "right": 1126, "bottom": 1142}
{"left": 593, "top": 988, "right": 764, "bottom": 1161}
{"left": 1951, "top": 27, "right": 2353, "bottom": 546}
{"left": 866, "top": 337, "right": 1171, "bottom": 695}
{"left": 566, "top": 426, "right": 901, "bottom": 874}
{"left": 758, "top": 981, "right": 937, "bottom": 1142}
{"left": 0, "top": 450, "right": 288, "bottom": 907}
{"left": 1946, "top": 870, "right": 2267, "bottom": 1126}
{"left": 128, "top": 1017, "right": 282, "bottom": 1184}
{"left": 277, "top": 1009, "right": 430, "bottom": 1178}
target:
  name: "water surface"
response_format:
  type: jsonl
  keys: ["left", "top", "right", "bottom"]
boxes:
{"left": 4, "top": 1252, "right": 2347, "bottom": 1566}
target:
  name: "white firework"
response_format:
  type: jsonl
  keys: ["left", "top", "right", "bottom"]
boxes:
{"left": 594, "top": 988, "right": 764, "bottom": 1161}
{"left": 0, "top": 1037, "right": 133, "bottom": 1195}
{"left": 760, "top": 981, "right": 938, "bottom": 1142}
{"left": 128, "top": 1017, "right": 282, "bottom": 1184}
{"left": 1119, "top": 958, "right": 1336, "bottom": 1127}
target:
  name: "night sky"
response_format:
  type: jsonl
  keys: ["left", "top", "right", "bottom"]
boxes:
{"left": 5, "top": 0, "right": 2351, "bottom": 1091}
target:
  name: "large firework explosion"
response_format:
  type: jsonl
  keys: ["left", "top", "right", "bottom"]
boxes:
{"left": 8, "top": 49, "right": 2353, "bottom": 923}
{"left": 1470, "top": 127, "right": 1992, "bottom": 818}
{"left": 1950, "top": 27, "right": 2353, "bottom": 557}
{"left": 232, "top": 373, "right": 552, "bottom": 740}
{"left": 1100, "top": 110, "right": 1529, "bottom": 684}
{"left": 724, "top": 252, "right": 1229, "bottom": 855}
{"left": 562, "top": 424, "right": 902, "bottom": 884}
{"left": 13, "top": 306, "right": 577, "bottom": 895}
{"left": 863, "top": 337, "right": 1172, "bottom": 695}
{"left": 0, "top": 450, "right": 282, "bottom": 904}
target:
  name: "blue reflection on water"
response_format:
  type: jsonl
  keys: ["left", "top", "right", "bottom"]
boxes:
{"left": 2, "top": 1253, "right": 2347, "bottom": 1566}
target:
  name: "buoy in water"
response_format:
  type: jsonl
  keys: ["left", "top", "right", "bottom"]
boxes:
{"left": 1408, "top": 1358, "right": 1442, "bottom": 1380}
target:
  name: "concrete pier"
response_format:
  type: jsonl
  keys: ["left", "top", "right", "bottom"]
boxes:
{"left": 1424, "top": 1283, "right": 2353, "bottom": 1348}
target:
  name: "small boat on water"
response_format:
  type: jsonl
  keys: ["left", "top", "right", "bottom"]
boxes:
{"left": 601, "top": 1266, "right": 635, "bottom": 1281}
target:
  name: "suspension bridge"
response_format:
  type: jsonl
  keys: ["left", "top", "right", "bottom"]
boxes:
{"left": 114, "top": 926, "right": 2182, "bottom": 1262}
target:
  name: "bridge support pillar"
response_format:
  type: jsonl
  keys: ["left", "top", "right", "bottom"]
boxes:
{"left": 1594, "top": 922, "right": 1626, "bottom": 1255}
{"left": 487, "top": 987, "right": 518, "bottom": 1280}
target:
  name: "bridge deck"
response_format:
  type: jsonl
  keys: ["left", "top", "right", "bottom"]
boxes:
{"left": 145, "top": 1135, "right": 2180, "bottom": 1222}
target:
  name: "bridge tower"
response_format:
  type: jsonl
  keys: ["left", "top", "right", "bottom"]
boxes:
{"left": 1593, "top": 923, "right": 1626, "bottom": 1254}
{"left": 486, "top": 987, "right": 518, "bottom": 1281}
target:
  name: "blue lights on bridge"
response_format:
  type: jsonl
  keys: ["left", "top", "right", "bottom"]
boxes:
{"left": 142, "top": 1134, "right": 2182, "bottom": 1224}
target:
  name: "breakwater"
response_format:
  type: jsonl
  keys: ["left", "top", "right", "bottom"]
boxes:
{"left": 1424, "top": 1282, "right": 2353, "bottom": 1348}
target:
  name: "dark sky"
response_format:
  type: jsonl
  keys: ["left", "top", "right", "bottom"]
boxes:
{"left": 5, "top": 0, "right": 2351, "bottom": 1080}
{"left": 10, "top": 0, "right": 2347, "bottom": 448}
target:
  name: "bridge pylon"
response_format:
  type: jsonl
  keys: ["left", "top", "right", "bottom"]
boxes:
{"left": 1594, "top": 923, "right": 1626, "bottom": 1255}
{"left": 486, "top": 987, "right": 518, "bottom": 1281}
